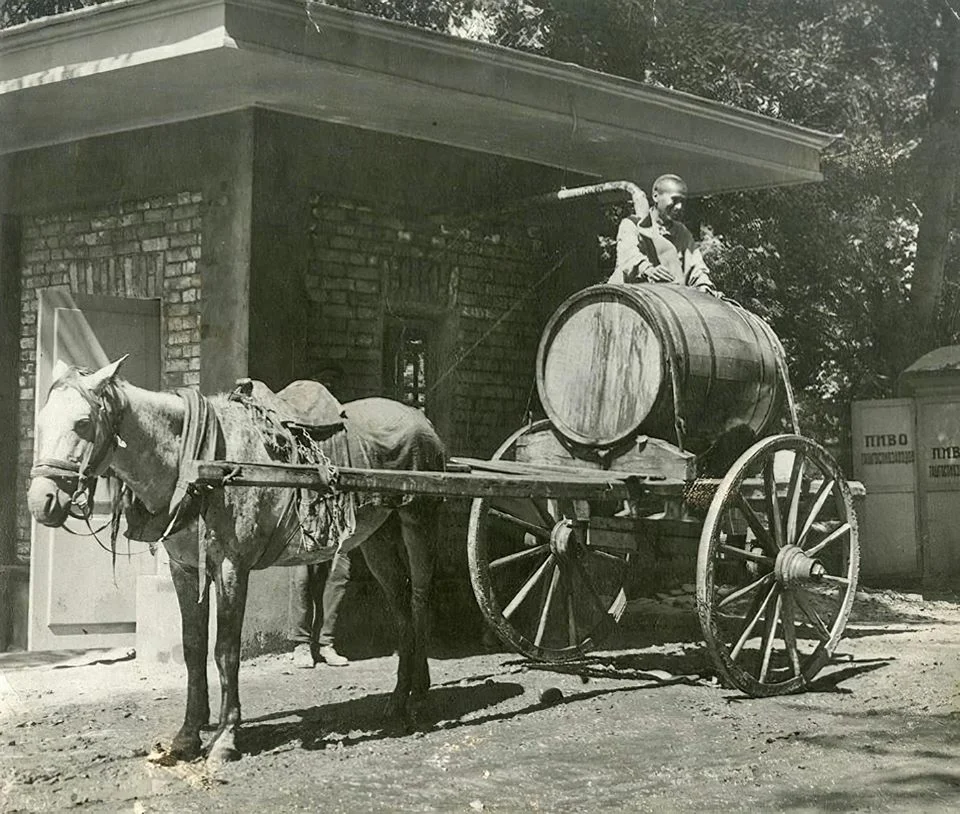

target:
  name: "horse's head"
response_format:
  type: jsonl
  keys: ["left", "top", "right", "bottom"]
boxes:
{"left": 28, "top": 356, "right": 128, "bottom": 527}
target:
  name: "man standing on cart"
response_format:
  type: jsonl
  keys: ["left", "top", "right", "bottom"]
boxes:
{"left": 608, "top": 173, "right": 721, "bottom": 297}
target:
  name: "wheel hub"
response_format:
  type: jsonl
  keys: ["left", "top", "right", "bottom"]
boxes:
{"left": 774, "top": 544, "right": 825, "bottom": 587}
{"left": 549, "top": 519, "right": 582, "bottom": 558}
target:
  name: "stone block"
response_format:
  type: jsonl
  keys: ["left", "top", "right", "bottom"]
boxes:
{"left": 135, "top": 573, "right": 216, "bottom": 665}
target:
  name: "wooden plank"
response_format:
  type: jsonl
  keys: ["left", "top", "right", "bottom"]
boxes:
{"left": 188, "top": 461, "right": 641, "bottom": 500}
{"left": 450, "top": 456, "right": 658, "bottom": 482}
{"left": 587, "top": 514, "right": 703, "bottom": 553}
{"left": 186, "top": 461, "right": 862, "bottom": 503}
{"left": 514, "top": 426, "right": 696, "bottom": 481}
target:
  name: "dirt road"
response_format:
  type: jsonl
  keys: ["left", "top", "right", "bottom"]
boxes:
{"left": 2, "top": 588, "right": 960, "bottom": 813}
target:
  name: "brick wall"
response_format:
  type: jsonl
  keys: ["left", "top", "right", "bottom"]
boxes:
{"left": 305, "top": 196, "right": 553, "bottom": 637}
{"left": 15, "top": 193, "right": 202, "bottom": 560}
{"left": 305, "top": 195, "right": 548, "bottom": 459}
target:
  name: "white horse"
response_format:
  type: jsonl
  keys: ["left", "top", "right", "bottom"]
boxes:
{"left": 27, "top": 358, "right": 444, "bottom": 764}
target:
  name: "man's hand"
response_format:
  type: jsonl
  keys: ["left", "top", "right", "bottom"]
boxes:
{"left": 645, "top": 265, "right": 674, "bottom": 283}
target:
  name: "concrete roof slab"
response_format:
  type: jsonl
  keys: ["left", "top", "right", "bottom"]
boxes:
{"left": 0, "top": 0, "right": 836, "bottom": 194}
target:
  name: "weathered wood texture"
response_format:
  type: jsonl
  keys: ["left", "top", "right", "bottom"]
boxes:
{"left": 536, "top": 284, "right": 787, "bottom": 453}
{"left": 537, "top": 287, "right": 662, "bottom": 447}
{"left": 188, "top": 461, "right": 684, "bottom": 500}
{"left": 514, "top": 424, "right": 697, "bottom": 481}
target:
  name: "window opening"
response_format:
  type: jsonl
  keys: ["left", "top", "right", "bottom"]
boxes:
{"left": 386, "top": 318, "right": 431, "bottom": 412}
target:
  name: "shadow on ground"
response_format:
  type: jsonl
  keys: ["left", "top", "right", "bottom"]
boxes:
{"left": 772, "top": 706, "right": 960, "bottom": 810}
{"left": 238, "top": 679, "right": 527, "bottom": 755}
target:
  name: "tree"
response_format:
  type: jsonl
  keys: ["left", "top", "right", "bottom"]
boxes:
{"left": 908, "top": 4, "right": 960, "bottom": 359}
{"left": 532, "top": 1, "right": 957, "bottom": 443}
{"left": 8, "top": 0, "right": 960, "bottom": 451}
{"left": 0, "top": 0, "right": 109, "bottom": 28}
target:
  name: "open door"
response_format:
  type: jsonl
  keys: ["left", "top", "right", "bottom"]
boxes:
{"left": 29, "top": 288, "right": 161, "bottom": 651}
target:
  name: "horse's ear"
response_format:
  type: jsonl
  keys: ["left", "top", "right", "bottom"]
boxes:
{"left": 85, "top": 355, "right": 129, "bottom": 393}
{"left": 51, "top": 359, "right": 71, "bottom": 384}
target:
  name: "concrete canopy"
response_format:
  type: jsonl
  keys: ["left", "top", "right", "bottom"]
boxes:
{"left": 0, "top": 0, "right": 834, "bottom": 195}
{"left": 899, "top": 345, "right": 960, "bottom": 395}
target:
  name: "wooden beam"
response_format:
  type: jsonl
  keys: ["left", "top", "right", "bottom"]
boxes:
{"left": 188, "top": 461, "right": 645, "bottom": 500}
{"left": 186, "top": 460, "right": 863, "bottom": 503}
{"left": 450, "top": 456, "right": 658, "bottom": 482}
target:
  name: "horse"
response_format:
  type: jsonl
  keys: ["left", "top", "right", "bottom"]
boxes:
{"left": 27, "top": 357, "right": 445, "bottom": 764}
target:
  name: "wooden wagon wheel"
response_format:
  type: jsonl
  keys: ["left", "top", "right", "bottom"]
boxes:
{"left": 696, "top": 434, "right": 860, "bottom": 696}
{"left": 467, "top": 421, "right": 631, "bottom": 662}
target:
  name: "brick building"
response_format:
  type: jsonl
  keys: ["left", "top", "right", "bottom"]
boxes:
{"left": 0, "top": 0, "right": 832, "bottom": 654}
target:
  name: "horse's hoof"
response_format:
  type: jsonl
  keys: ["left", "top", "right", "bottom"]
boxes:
{"left": 205, "top": 727, "right": 242, "bottom": 765}
{"left": 168, "top": 737, "right": 203, "bottom": 762}
{"left": 147, "top": 744, "right": 186, "bottom": 766}
{"left": 206, "top": 744, "right": 242, "bottom": 765}
{"left": 150, "top": 732, "right": 201, "bottom": 764}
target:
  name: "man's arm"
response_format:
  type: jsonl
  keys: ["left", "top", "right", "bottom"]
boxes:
{"left": 684, "top": 246, "right": 720, "bottom": 296}
{"left": 673, "top": 222, "right": 721, "bottom": 297}
{"left": 609, "top": 217, "right": 657, "bottom": 284}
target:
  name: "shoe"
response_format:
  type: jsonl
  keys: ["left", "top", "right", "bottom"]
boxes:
{"left": 291, "top": 643, "right": 315, "bottom": 669}
{"left": 318, "top": 645, "right": 349, "bottom": 667}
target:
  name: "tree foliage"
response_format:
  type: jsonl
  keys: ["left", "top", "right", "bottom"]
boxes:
{"left": 331, "top": 0, "right": 955, "bottom": 447}
{"left": 7, "top": 0, "right": 960, "bottom": 452}
{"left": 0, "top": 0, "right": 109, "bottom": 27}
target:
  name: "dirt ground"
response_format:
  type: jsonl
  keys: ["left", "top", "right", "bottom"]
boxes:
{"left": 2, "top": 588, "right": 960, "bottom": 814}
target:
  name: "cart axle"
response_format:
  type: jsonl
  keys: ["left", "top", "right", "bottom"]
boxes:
{"left": 774, "top": 544, "right": 826, "bottom": 587}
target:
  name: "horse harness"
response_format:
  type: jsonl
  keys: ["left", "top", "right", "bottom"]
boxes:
{"left": 30, "top": 370, "right": 222, "bottom": 569}
{"left": 32, "top": 368, "right": 350, "bottom": 593}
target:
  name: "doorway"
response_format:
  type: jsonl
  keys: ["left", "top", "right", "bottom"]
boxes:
{"left": 29, "top": 288, "right": 161, "bottom": 651}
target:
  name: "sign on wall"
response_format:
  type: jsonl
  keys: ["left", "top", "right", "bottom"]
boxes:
{"left": 916, "top": 400, "right": 960, "bottom": 490}
{"left": 851, "top": 398, "right": 918, "bottom": 580}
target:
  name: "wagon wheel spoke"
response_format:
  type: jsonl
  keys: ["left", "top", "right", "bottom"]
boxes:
{"left": 796, "top": 478, "right": 835, "bottom": 549}
{"left": 719, "top": 544, "right": 774, "bottom": 568}
{"left": 502, "top": 554, "right": 555, "bottom": 620}
{"left": 488, "top": 507, "right": 552, "bottom": 542}
{"left": 758, "top": 593, "right": 783, "bottom": 683}
{"left": 730, "top": 582, "right": 777, "bottom": 661}
{"left": 791, "top": 586, "right": 833, "bottom": 643}
{"left": 819, "top": 573, "right": 851, "bottom": 587}
{"left": 731, "top": 491, "right": 777, "bottom": 556}
{"left": 763, "top": 458, "right": 785, "bottom": 550}
{"left": 534, "top": 564, "right": 562, "bottom": 648}
{"left": 803, "top": 519, "right": 847, "bottom": 555}
{"left": 566, "top": 555, "right": 611, "bottom": 620}
{"left": 697, "top": 435, "right": 859, "bottom": 697}
{"left": 717, "top": 572, "right": 774, "bottom": 611}
{"left": 566, "top": 585, "right": 579, "bottom": 648}
{"left": 546, "top": 498, "right": 565, "bottom": 524}
{"left": 785, "top": 453, "right": 806, "bottom": 543}
{"left": 780, "top": 591, "right": 802, "bottom": 678}
{"left": 588, "top": 547, "right": 630, "bottom": 566}
{"left": 490, "top": 544, "right": 550, "bottom": 571}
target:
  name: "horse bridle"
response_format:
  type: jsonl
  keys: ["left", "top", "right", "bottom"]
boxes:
{"left": 30, "top": 368, "right": 127, "bottom": 523}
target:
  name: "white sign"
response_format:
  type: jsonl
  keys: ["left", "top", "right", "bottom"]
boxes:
{"left": 852, "top": 399, "right": 916, "bottom": 491}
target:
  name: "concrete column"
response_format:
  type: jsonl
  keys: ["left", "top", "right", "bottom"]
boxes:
{"left": 0, "top": 214, "right": 26, "bottom": 651}
{"left": 198, "top": 111, "right": 255, "bottom": 394}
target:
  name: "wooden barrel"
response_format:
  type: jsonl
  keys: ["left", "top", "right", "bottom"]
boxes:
{"left": 535, "top": 284, "right": 788, "bottom": 453}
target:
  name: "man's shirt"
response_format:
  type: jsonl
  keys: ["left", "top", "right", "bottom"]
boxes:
{"left": 609, "top": 215, "right": 718, "bottom": 296}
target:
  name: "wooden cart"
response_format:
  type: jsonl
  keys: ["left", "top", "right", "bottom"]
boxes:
{"left": 191, "top": 183, "right": 862, "bottom": 698}
{"left": 191, "top": 322, "right": 860, "bottom": 699}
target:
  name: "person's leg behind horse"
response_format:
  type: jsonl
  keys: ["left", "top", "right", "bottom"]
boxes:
{"left": 317, "top": 551, "right": 350, "bottom": 666}
{"left": 288, "top": 564, "right": 318, "bottom": 668}
{"left": 167, "top": 557, "right": 211, "bottom": 760}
